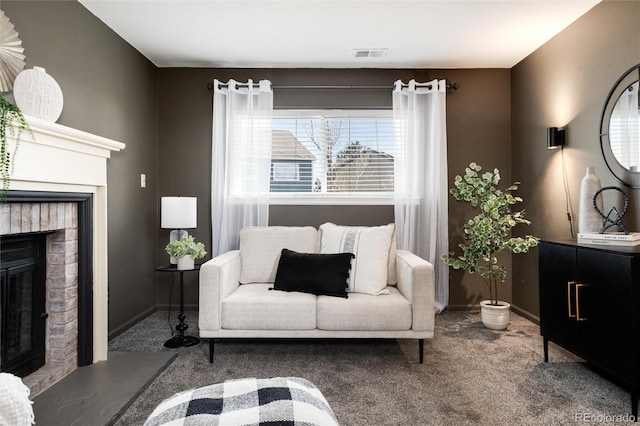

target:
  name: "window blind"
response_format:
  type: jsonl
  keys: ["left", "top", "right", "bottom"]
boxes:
{"left": 270, "top": 110, "right": 396, "bottom": 197}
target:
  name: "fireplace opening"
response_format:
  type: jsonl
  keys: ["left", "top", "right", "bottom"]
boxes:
{"left": 1, "top": 192, "right": 94, "bottom": 396}
{"left": 1, "top": 233, "right": 48, "bottom": 378}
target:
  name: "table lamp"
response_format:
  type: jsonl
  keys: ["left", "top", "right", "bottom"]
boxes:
{"left": 161, "top": 196, "right": 197, "bottom": 264}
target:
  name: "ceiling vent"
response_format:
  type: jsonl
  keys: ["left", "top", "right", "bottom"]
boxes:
{"left": 353, "top": 48, "right": 388, "bottom": 58}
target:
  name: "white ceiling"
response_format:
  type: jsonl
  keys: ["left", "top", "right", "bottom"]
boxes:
{"left": 78, "top": 0, "right": 602, "bottom": 69}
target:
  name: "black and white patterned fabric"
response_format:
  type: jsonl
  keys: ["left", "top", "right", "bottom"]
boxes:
{"left": 143, "top": 377, "right": 339, "bottom": 426}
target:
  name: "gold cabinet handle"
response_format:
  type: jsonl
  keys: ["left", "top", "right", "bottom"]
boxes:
{"left": 575, "top": 283, "right": 588, "bottom": 322}
{"left": 567, "top": 281, "right": 576, "bottom": 318}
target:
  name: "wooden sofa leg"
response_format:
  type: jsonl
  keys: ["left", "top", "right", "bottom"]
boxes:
{"left": 419, "top": 339, "right": 424, "bottom": 364}
{"left": 209, "top": 339, "right": 214, "bottom": 364}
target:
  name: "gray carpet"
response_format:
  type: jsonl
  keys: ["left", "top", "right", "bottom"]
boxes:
{"left": 109, "top": 310, "right": 635, "bottom": 425}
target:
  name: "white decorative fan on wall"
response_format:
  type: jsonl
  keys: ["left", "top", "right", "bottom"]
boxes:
{"left": 0, "top": 10, "right": 25, "bottom": 92}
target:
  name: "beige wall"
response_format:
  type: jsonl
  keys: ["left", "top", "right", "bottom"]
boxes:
{"left": 8, "top": 0, "right": 620, "bottom": 327}
{"left": 511, "top": 0, "right": 640, "bottom": 320}
{"left": 3, "top": 1, "right": 160, "bottom": 336}
{"left": 157, "top": 68, "right": 512, "bottom": 308}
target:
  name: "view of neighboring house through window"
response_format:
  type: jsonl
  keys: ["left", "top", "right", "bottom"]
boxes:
{"left": 271, "top": 129, "right": 314, "bottom": 192}
{"left": 270, "top": 110, "right": 396, "bottom": 203}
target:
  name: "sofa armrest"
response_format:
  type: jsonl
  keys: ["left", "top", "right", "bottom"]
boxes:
{"left": 395, "top": 250, "right": 435, "bottom": 333}
{"left": 198, "top": 250, "right": 241, "bottom": 333}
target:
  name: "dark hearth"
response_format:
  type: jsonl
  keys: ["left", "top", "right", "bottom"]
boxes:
{"left": 1, "top": 234, "right": 47, "bottom": 377}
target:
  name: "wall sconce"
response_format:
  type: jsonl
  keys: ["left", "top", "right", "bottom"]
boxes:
{"left": 547, "top": 127, "right": 566, "bottom": 149}
{"left": 161, "top": 196, "right": 197, "bottom": 264}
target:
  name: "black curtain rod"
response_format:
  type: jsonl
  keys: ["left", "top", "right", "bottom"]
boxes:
{"left": 207, "top": 82, "right": 459, "bottom": 91}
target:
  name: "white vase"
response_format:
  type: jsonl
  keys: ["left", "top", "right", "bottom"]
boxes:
{"left": 579, "top": 167, "right": 603, "bottom": 233}
{"left": 480, "top": 300, "right": 510, "bottom": 330}
{"left": 13, "top": 66, "right": 64, "bottom": 122}
{"left": 177, "top": 255, "right": 194, "bottom": 271}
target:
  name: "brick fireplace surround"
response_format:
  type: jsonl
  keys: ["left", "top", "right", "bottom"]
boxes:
{"left": 1, "top": 202, "right": 80, "bottom": 395}
{"left": 1, "top": 115, "right": 124, "bottom": 396}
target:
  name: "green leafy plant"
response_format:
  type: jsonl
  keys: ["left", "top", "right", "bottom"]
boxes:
{"left": 165, "top": 235, "right": 207, "bottom": 259}
{"left": 0, "top": 93, "right": 32, "bottom": 202}
{"left": 441, "top": 162, "right": 539, "bottom": 306}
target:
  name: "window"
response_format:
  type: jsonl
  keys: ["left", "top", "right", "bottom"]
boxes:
{"left": 609, "top": 83, "right": 640, "bottom": 171}
{"left": 272, "top": 163, "right": 300, "bottom": 181}
{"left": 270, "top": 110, "right": 396, "bottom": 204}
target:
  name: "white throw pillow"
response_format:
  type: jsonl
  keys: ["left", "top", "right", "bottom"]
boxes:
{"left": 0, "top": 373, "right": 34, "bottom": 426}
{"left": 239, "top": 226, "right": 319, "bottom": 283}
{"left": 319, "top": 222, "right": 395, "bottom": 295}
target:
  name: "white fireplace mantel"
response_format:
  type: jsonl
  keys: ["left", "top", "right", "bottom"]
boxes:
{"left": 8, "top": 114, "right": 126, "bottom": 363}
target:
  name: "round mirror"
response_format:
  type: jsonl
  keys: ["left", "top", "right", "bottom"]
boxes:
{"left": 600, "top": 64, "right": 640, "bottom": 188}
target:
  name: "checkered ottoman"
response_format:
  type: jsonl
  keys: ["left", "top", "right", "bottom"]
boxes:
{"left": 144, "top": 377, "right": 339, "bottom": 426}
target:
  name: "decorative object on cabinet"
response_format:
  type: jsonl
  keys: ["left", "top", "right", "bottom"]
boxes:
{"left": 539, "top": 240, "right": 640, "bottom": 419}
{"left": 161, "top": 196, "right": 197, "bottom": 264}
{"left": 546, "top": 127, "right": 565, "bottom": 149}
{"left": 577, "top": 231, "right": 640, "bottom": 247}
{"left": 13, "top": 67, "right": 63, "bottom": 122}
{"left": 592, "top": 186, "right": 630, "bottom": 234}
{"left": 578, "top": 167, "right": 603, "bottom": 233}
{"left": 600, "top": 64, "right": 640, "bottom": 188}
{"left": 0, "top": 11, "right": 25, "bottom": 92}
{"left": 441, "top": 162, "right": 538, "bottom": 330}
{"left": 0, "top": 94, "right": 32, "bottom": 202}
{"left": 165, "top": 235, "right": 206, "bottom": 271}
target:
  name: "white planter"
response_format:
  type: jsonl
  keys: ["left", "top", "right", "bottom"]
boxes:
{"left": 480, "top": 300, "right": 511, "bottom": 330}
{"left": 177, "top": 255, "right": 194, "bottom": 271}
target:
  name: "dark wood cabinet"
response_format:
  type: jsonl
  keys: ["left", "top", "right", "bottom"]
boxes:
{"left": 539, "top": 240, "right": 640, "bottom": 419}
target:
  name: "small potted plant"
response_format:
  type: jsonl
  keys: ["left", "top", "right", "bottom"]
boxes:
{"left": 165, "top": 235, "right": 207, "bottom": 270}
{"left": 442, "top": 162, "right": 538, "bottom": 330}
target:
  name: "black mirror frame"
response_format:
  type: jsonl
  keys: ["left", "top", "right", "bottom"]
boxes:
{"left": 600, "top": 63, "right": 640, "bottom": 188}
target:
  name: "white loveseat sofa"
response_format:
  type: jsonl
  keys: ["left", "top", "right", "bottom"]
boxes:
{"left": 198, "top": 224, "right": 435, "bottom": 363}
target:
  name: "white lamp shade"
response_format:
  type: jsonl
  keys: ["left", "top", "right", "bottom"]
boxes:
{"left": 161, "top": 197, "right": 197, "bottom": 229}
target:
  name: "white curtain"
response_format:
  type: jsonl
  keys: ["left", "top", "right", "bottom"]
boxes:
{"left": 212, "top": 79, "right": 273, "bottom": 256}
{"left": 393, "top": 79, "right": 449, "bottom": 312}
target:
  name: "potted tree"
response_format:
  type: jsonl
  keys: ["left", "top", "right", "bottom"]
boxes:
{"left": 442, "top": 162, "right": 538, "bottom": 330}
{"left": 0, "top": 93, "right": 31, "bottom": 201}
{"left": 165, "top": 235, "right": 207, "bottom": 270}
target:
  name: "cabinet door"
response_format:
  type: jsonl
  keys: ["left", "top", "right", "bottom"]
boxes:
{"left": 577, "top": 248, "right": 634, "bottom": 380}
{"left": 539, "top": 242, "right": 579, "bottom": 351}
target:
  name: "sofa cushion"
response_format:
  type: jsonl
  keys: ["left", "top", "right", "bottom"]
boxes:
{"left": 222, "top": 284, "right": 317, "bottom": 330}
{"left": 316, "top": 287, "right": 412, "bottom": 331}
{"left": 319, "top": 223, "right": 395, "bottom": 295}
{"left": 273, "top": 249, "right": 352, "bottom": 298}
{"left": 239, "top": 226, "right": 319, "bottom": 284}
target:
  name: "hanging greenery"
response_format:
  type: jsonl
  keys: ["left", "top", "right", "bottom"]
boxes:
{"left": 0, "top": 92, "right": 31, "bottom": 202}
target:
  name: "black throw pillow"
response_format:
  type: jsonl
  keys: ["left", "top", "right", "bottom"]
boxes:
{"left": 273, "top": 249, "right": 353, "bottom": 298}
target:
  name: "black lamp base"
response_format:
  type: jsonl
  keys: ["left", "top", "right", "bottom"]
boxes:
{"left": 164, "top": 335, "right": 200, "bottom": 348}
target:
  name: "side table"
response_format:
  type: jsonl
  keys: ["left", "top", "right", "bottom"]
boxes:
{"left": 155, "top": 264, "right": 201, "bottom": 348}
